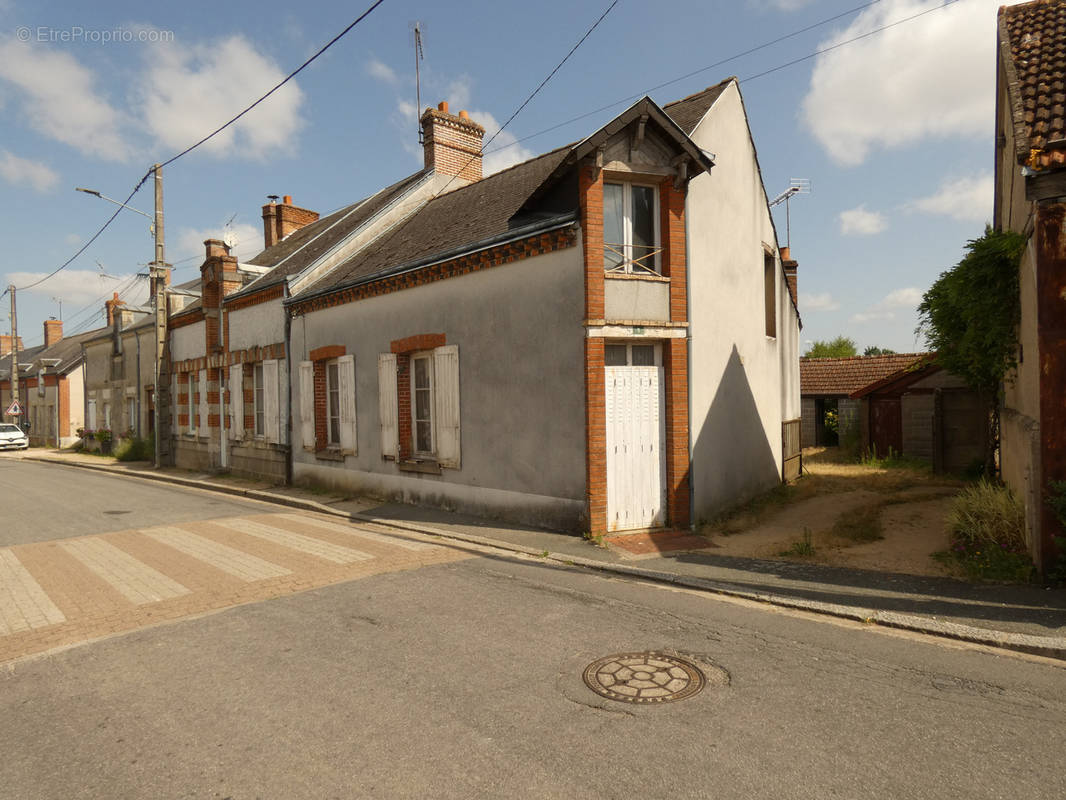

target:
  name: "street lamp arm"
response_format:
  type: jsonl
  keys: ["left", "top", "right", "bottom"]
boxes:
{"left": 75, "top": 187, "right": 153, "bottom": 220}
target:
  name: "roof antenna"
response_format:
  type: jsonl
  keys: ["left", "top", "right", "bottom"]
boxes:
{"left": 412, "top": 21, "right": 425, "bottom": 144}
{"left": 768, "top": 178, "right": 810, "bottom": 249}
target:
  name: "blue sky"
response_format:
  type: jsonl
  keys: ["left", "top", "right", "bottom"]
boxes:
{"left": 0, "top": 0, "right": 1013, "bottom": 353}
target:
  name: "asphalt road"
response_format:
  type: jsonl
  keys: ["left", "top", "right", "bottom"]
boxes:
{"left": 0, "top": 458, "right": 281, "bottom": 545}
{"left": 2, "top": 549, "right": 1064, "bottom": 799}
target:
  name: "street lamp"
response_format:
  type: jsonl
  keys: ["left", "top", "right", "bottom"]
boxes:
{"left": 75, "top": 165, "right": 168, "bottom": 470}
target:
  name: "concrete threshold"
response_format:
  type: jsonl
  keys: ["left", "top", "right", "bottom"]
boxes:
{"left": 19, "top": 453, "right": 1066, "bottom": 662}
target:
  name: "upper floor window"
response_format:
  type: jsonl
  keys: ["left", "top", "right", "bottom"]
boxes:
{"left": 604, "top": 181, "right": 660, "bottom": 275}
{"left": 764, "top": 251, "right": 777, "bottom": 339}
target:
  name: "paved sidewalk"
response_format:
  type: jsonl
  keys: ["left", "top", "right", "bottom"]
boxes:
{"left": 11, "top": 449, "right": 1066, "bottom": 660}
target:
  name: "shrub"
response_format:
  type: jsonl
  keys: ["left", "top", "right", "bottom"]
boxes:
{"left": 943, "top": 481, "right": 1032, "bottom": 582}
{"left": 96, "top": 429, "right": 112, "bottom": 444}
{"left": 114, "top": 435, "right": 153, "bottom": 462}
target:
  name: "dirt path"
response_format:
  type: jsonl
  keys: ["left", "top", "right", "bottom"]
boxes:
{"left": 699, "top": 449, "right": 963, "bottom": 577}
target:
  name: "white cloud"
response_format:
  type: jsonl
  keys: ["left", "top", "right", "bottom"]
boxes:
{"left": 0, "top": 39, "right": 129, "bottom": 161}
{"left": 469, "top": 109, "right": 537, "bottom": 175}
{"left": 850, "top": 286, "right": 923, "bottom": 323}
{"left": 64, "top": 233, "right": 82, "bottom": 246}
{"left": 367, "top": 58, "right": 399, "bottom": 85}
{"left": 802, "top": 1, "right": 1026, "bottom": 166}
{"left": 5, "top": 270, "right": 140, "bottom": 306}
{"left": 176, "top": 222, "right": 263, "bottom": 263}
{"left": 0, "top": 150, "right": 58, "bottom": 192}
{"left": 138, "top": 36, "right": 304, "bottom": 160}
{"left": 838, "top": 205, "right": 887, "bottom": 235}
{"left": 800, "top": 292, "right": 840, "bottom": 312}
{"left": 909, "top": 174, "right": 993, "bottom": 222}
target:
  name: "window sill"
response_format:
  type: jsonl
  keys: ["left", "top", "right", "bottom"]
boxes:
{"left": 398, "top": 458, "right": 442, "bottom": 475}
{"left": 314, "top": 448, "right": 346, "bottom": 462}
{"left": 604, "top": 272, "right": 668, "bottom": 283}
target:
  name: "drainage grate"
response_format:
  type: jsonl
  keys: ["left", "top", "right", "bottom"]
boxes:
{"left": 583, "top": 651, "right": 706, "bottom": 704}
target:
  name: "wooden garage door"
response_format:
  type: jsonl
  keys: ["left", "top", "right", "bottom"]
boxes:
{"left": 870, "top": 397, "right": 902, "bottom": 458}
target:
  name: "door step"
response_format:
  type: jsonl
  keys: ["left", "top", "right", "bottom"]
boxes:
{"left": 601, "top": 529, "right": 717, "bottom": 558}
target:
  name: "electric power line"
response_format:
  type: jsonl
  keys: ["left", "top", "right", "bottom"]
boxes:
{"left": 6, "top": 1, "right": 388, "bottom": 300}
{"left": 483, "top": 0, "right": 956, "bottom": 156}
{"left": 158, "top": 0, "right": 387, "bottom": 170}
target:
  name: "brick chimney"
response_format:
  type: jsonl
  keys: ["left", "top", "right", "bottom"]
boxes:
{"left": 43, "top": 318, "right": 63, "bottom": 347}
{"left": 262, "top": 195, "right": 319, "bottom": 249}
{"left": 781, "top": 246, "right": 798, "bottom": 308}
{"left": 104, "top": 292, "right": 125, "bottom": 327}
{"left": 421, "top": 101, "right": 485, "bottom": 181}
{"left": 0, "top": 335, "right": 23, "bottom": 357}
{"left": 201, "top": 239, "right": 242, "bottom": 353}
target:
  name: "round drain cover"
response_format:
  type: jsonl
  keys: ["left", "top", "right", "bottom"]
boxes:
{"left": 583, "top": 652, "right": 705, "bottom": 704}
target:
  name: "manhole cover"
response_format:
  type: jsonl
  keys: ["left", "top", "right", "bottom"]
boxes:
{"left": 583, "top": 652, "right": 705, "bottom": 704}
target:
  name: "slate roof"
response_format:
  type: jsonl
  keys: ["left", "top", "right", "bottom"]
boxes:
{"left": 303, "top": 145, "right": 574, "bottom": 295}
{"left": 800, "top": 354, "right": 929, "bottom": 396}
{"left": 234, "top": 169, "right": 429, "bottom": 296}
{"left": 1000, "top": 0, "right": 1066, "bottom": 169}
{"left": 661, "top": 78, "right": 733, "bottom": 135}
{"left": 0, "top": 328, "right": 107, "bottom": 379}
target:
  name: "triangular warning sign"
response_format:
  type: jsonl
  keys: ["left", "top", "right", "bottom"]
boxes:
{"left": 5, "top": 400, "right": 22, "bottom": 416}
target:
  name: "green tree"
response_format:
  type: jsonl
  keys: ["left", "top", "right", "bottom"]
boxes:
{"left": 917, "top": 226, "right": 1025, "bottom": 475}
{"left": 804, "top": 336, "right": 857, "bottom": 358}
{"left": 863, "top": 345, "right": 896, "bottom": 356}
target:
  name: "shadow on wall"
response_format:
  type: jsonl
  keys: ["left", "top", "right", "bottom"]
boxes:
{"left": 692, "top": 344, "right": 779, "bottom": 518}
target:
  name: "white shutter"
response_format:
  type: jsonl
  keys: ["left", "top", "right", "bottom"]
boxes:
{"left": 87, "top": 399, "right": 97, "bottom": 430}
{"left": 299, "top": 361, "right": 315, "bottom": 450}
{"left": 198, "top": 369, "right": 208, "bottom": 434}
{"left": 263, "top": 359, "right": 280, "bottom": 444}
{"left": 278, "top": 358, "right": 289, "bottom": 446}
{"left": 338, "top": 354, "right": 357, "bottom": 454}
{"left": 378, "top": 353, "right": 398, "bottom": 459}
{"left": 229, "top": 364, "right": 243, "bottom": 440}
{"left": 433, "top": 345, "right": 461, "bottom": 468}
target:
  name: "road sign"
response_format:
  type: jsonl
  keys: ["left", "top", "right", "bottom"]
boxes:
{"left": 5, "top": 400, "right": 22, "bottom": 416}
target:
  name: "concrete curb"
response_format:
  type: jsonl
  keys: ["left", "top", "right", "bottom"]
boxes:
{"left": 22, "top": 454, "right": 1066, "bottom": 662}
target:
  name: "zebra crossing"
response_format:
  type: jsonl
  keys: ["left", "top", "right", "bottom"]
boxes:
{"left": 0, "top": 512, "right": 466, "bottom": 662}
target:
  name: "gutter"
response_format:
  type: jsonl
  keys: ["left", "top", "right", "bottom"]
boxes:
{"left": 286, "top": 213, "right": 579, "bottom": 308}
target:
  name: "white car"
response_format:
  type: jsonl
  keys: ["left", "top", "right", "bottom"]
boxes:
{"left": 0, "top": 423, "right": 29, "bottom": 450}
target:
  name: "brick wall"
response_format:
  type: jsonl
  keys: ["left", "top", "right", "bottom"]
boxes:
{"left": 421, "top": 103, "right": 485, "bottom": 181}
{"left": 584, "top": 337, "right": 606, "bottom": 535}
{"left": 663, "top": 338, "right": 690, "bottom": 529}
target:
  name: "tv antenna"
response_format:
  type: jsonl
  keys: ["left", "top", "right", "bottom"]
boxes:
{"left": 412, "top": 21, "right": 425, "bottom": 144}
{"left": 769, "top": 178, "right": 810, "bottom": 249}
{"left": 222, "top": 213, "right": 240, "bottom": 252}
{"left": 51, "top": 297, "right": 63, "bottom": 321}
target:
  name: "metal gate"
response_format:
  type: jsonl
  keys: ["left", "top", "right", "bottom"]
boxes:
{"left": 605, "top": 366, "right": 666, "bottom": 531}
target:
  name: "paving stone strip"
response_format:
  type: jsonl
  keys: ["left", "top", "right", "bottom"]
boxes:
{"left": 0, "top": 512, "right": 469, "bottom": 664}
{"left": 211, "top": 518, "right": 374, "bottom": 564}
{"left": 143, "top": 528, "right": 292, "bottom": 582}
{"left": 0, "top": 551, "right": 66, "bottom": 635}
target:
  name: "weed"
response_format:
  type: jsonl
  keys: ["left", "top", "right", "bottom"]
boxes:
{"left": 937, "top": 481, "right": 1033, "bottom": 582}
{"left": 832, "top": 502, "right": 886, "bottom": 543}
{"left": 859, "top": 445, "right": 929, "bottom": 472}
{"left": 538, "top": 550, "right": 550, "bottom": 558}
{"left": 780, "top": 527, "right": 816, "bottom": 557}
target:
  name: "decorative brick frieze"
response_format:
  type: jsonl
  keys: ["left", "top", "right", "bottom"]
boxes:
{"left": 225, "top": 283, "right": 285, "bottom": 312}
{"left": 169, "top": 309, "right": 205, "bottom": 330}
{"left": 172, "top": 342, "right": 285, "bottom": 374}
{"left": 390, "top": 333, "right": 445, "bottom": 354}
{"left": 309, "top": 345, "right": 345, "bottom": 362}
{"left": 289, "top": 227, "right": 577, "bottom": 317}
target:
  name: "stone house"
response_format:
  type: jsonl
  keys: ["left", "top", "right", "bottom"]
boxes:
{"left": 994, "top": 0, "right": 1066, "bottom": 570}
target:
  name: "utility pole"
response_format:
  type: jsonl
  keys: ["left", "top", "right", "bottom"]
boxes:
{"left": 148, "top": 164, "right": 169, "bottom": 469}
{"left": 7, "top": 286, "right": 20, "bottom": 429}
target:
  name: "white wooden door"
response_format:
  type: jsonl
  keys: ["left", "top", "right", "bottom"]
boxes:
{"left": 605, "top": 365, "right": 666, "bottom": 531}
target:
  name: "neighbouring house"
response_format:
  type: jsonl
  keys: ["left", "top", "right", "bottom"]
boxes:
{"left": 995, "top": 0, "right": 1066, "bottom": 570}
{"left": 278, "top": 78, "right": 801, "bottom": 534}
{"left": 800, "top": 354, "right": 928, "bottom": 450}
{"left": 801, "top": 353, "right": 987, "bottom": 471}
{"left": 82, "top": 293, "right": 152, "bottom": 441}
{"left": 0, "top": 319, "right": 92, "bottom": 447}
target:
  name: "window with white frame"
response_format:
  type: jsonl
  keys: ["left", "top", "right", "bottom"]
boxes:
{"left": 254, "top": 362, "right": 265, "bottom": 437}
{"left": 411, "top": 354, "right": 434, "bottom": 454}
{"left": 127, "top": 396, "right": 136, "bottom": 434}
{"left": 103, "top": 402, "right": 111, "bottom": 431}
{"left": 327, "top": 360, "right": 342, "bottom": 446}
{"left": 604, "top": 181, "right": 660, "bottom": 274}
{"left": 377, "top": 345, "right": 460, "bottom": 467}
{"left": 187, "top": 372, "right": 197, "bottom": 433}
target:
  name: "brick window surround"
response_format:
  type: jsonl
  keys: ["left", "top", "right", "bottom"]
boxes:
{"left": 581, "top": 163, "right": 690, "bottom": 535}
{"left": 390, "top": 333, "right": 445, "bottom": 460}
{"left": 310, "top": 345, "right": 346, "bottom": 451}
